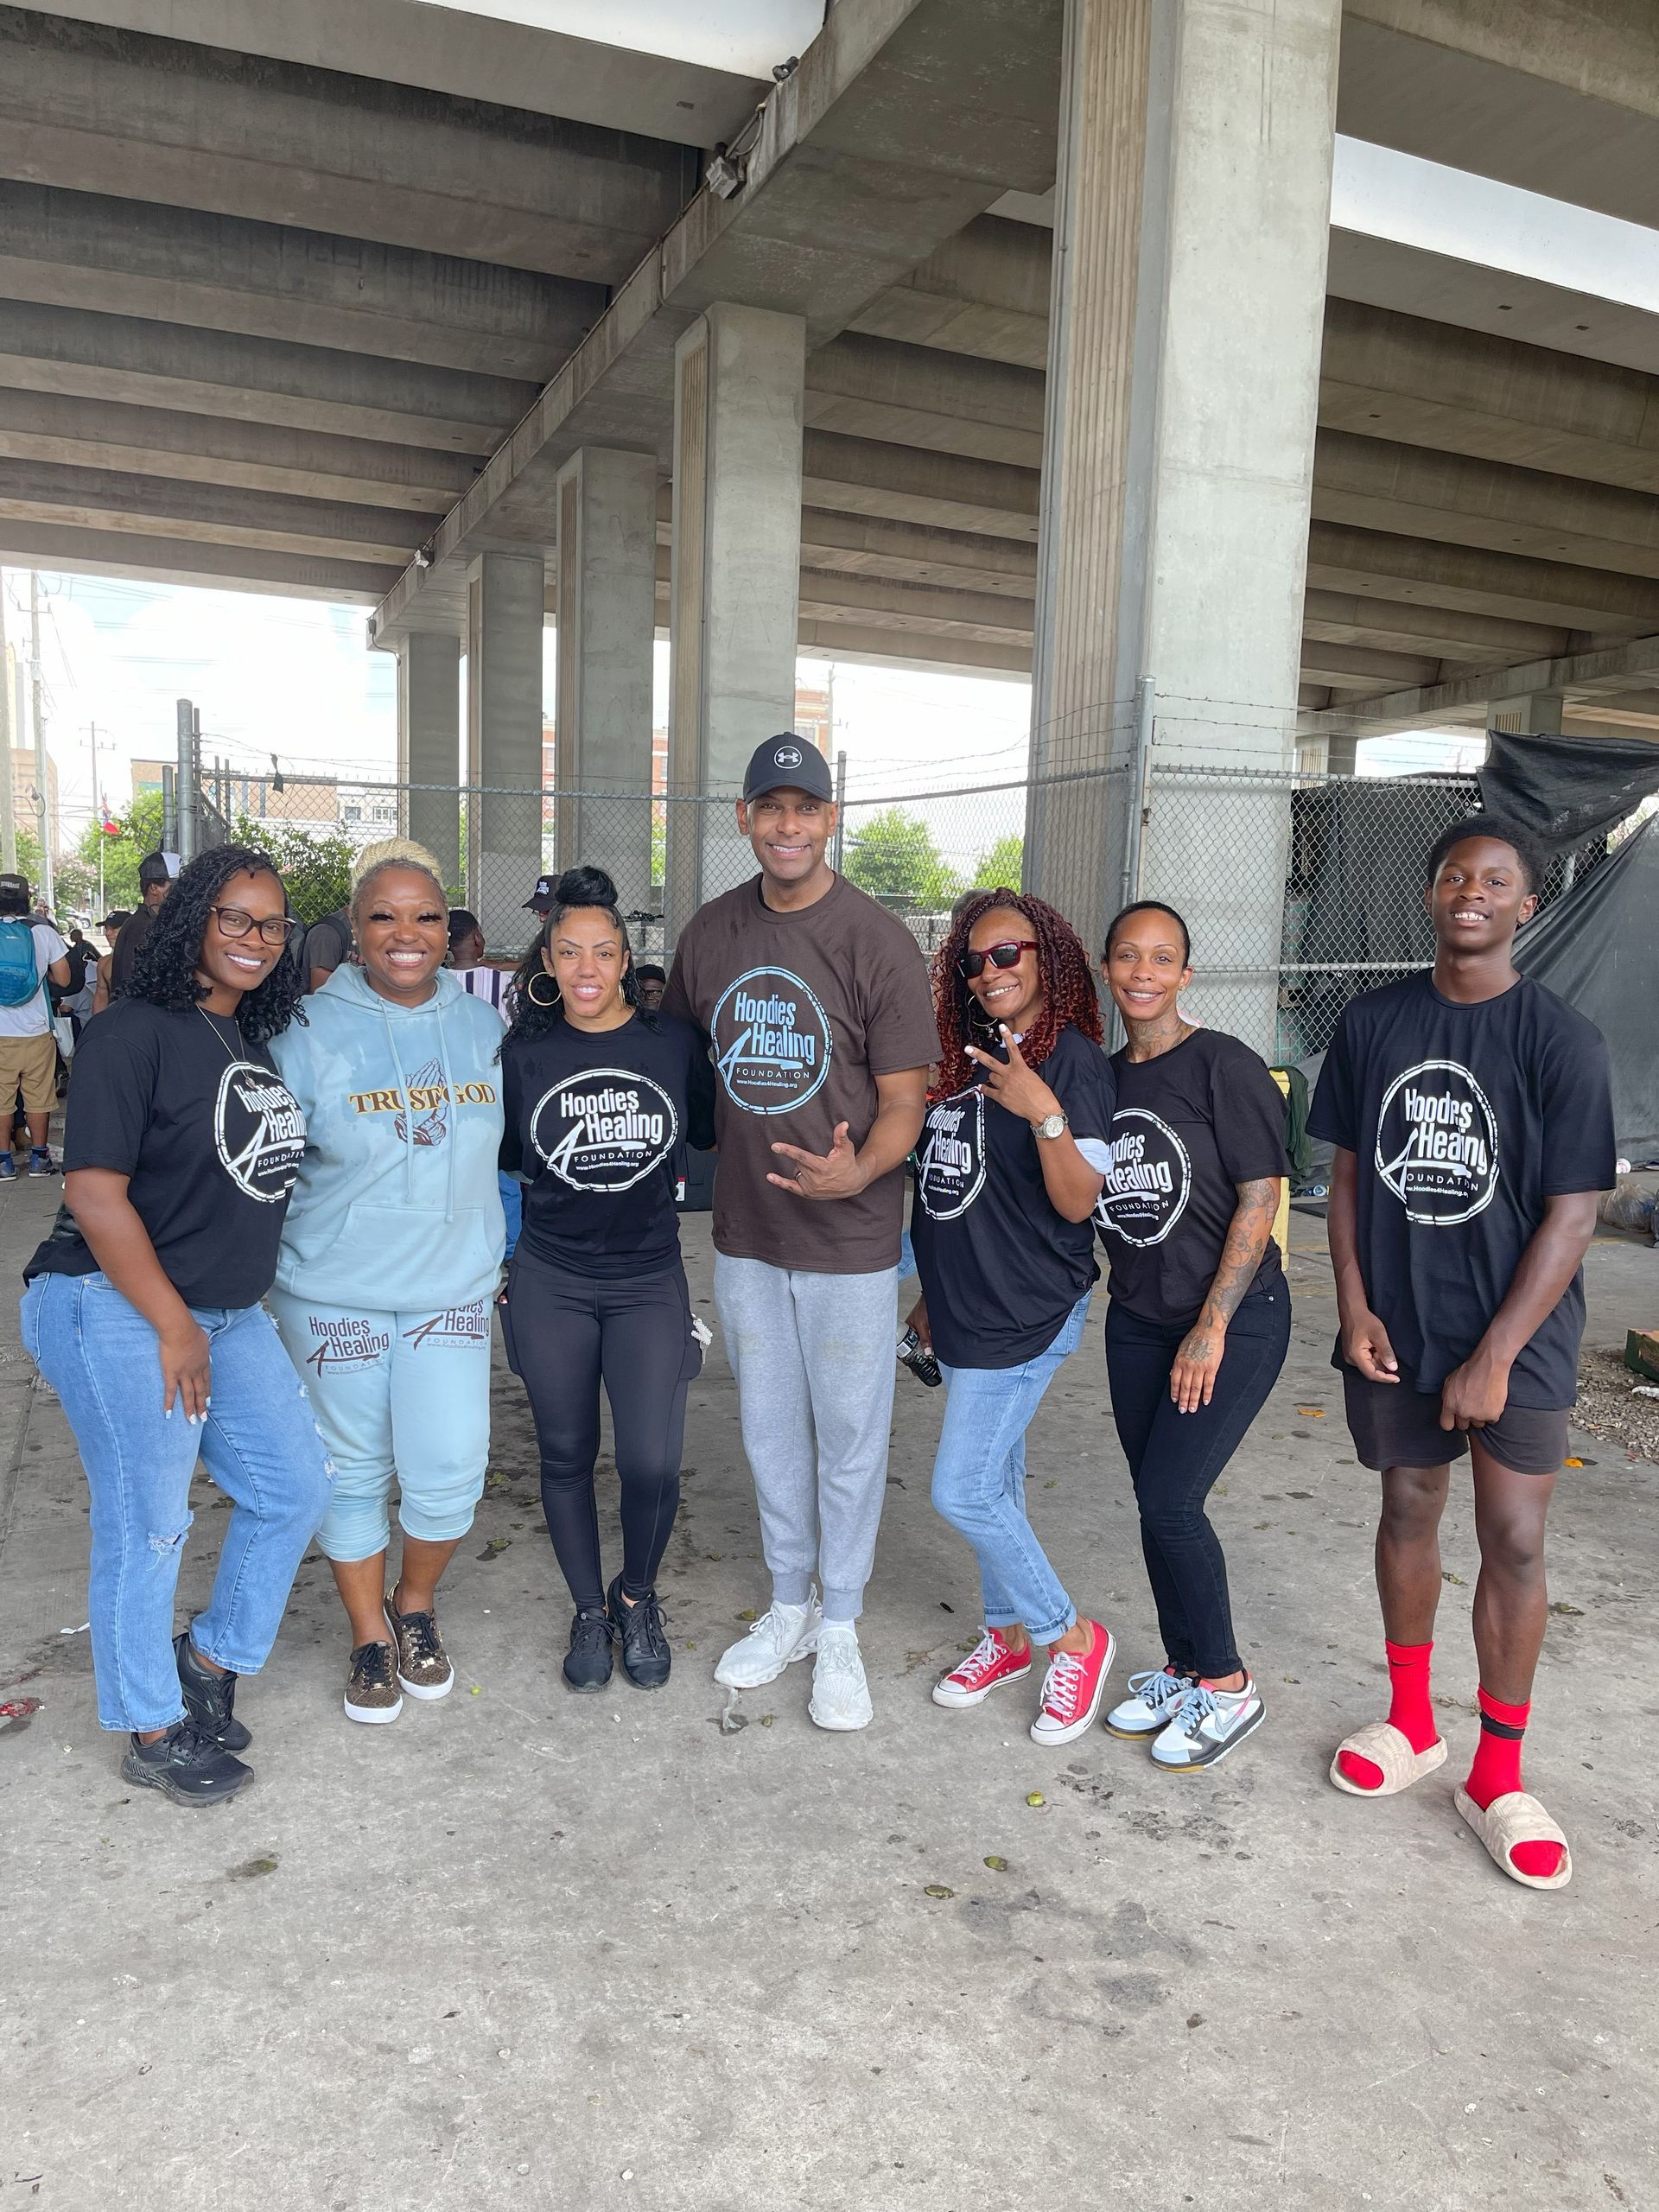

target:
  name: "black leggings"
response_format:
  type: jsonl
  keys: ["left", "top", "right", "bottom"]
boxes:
{"left": 1104, "top": 1287, "right": 1290, "bottom": 1679}
{"left": 502, "top": 1252, "right": 702, "bottom": 1615}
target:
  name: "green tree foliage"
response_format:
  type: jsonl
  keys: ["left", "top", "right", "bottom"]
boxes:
{"left": 971, "top": 833, "right": 1025, "bottom": 894}
{"left": 228, "top": 817, "right": 357, "bottom": 925}
{"left": 842, "top": 807, "right": 960, "bottom": 912}
{"left": 75, "top": 789, "right": 164, "bottom": 912}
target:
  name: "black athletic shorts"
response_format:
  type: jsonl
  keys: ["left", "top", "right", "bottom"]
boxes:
{"left": 1340, "top": 1365, "right": 1568, "bottom": 1477}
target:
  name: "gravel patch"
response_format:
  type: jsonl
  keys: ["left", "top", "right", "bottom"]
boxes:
{"left": 1575, "top": 1346, "right": 1659, "bottom": 1464}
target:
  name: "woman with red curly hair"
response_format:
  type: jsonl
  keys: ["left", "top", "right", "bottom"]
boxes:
{"left": 910, "top": 889, "right": 1120, "bottom": 1745}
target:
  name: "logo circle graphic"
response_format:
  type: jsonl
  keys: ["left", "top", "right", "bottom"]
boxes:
{"left": 774, "top": 744, "right": 802, "bottom": 769}
{"left": 1375, "top": 1058, "right": 1500, "bottom": 1225}
{"left": 916, "top": 1087, "right": 986, "bottom": 1223}
{"left": 530, "top": 1068, "right": 678, "bottom": 1192}
{"left": 1092, "top": 1107, "right": 1192, "bottom": 1249}
{"left": 709, "top": 966, "right": 833, "bottom": 1115}
{"left": 214, "top": 1061, "right": 306, "bottom": 1204}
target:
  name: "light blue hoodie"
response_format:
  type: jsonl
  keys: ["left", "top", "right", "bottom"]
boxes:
{"left": 270, "top": 963, "right": 506, "bottom": 1310}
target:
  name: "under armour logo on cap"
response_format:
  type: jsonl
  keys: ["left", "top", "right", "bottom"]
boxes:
{"left": 773, "top": 744, "right": 802, "bottom": 769}
{"left": 741, "top": 732, "right": 835, "bottom": 803}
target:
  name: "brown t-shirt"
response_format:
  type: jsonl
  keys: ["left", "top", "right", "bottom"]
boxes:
{"left": 664, "top": 874, "right": 939, "bottom": 1274}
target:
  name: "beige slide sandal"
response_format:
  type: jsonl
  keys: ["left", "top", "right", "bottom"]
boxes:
{"left": 1328, "top": 1719, "right": 1448, "bottom": 1796}
{"left": 1454, "top": 1785, "right": 1573, "bottom": 1891}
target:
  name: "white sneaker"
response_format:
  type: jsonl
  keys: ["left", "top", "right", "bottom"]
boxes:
{"left": 1150, "top": 1679, "right": 1264, "bottom": 1770}
{"left": 808, "top": 1622, "right": 873, "bottom": 1732}
{"left": 714, "top": 1593, "right": 822, "bottom": 1689}
{"left": 1104, "top": 1666, "right": 1197, "bottom": 1740}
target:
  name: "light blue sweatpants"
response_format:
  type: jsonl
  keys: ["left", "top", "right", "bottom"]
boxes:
{"left": 270, "top": 1289, "right": 493, "bottom": 1562}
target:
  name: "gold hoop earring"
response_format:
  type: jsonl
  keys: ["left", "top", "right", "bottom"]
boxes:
{"left": 526, "top": 969, "right": 561, "bottom": 1009}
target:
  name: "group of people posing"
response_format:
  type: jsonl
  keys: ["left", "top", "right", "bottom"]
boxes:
{"left": 20, "top": 733, "right": 1613, "bottom": 1895}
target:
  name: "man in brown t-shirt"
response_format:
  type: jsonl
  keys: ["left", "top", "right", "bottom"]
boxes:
{"left": 664, "top": 735, "right": 938, "bottom": 1731}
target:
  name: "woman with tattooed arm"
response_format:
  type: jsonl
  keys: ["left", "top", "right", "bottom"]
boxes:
{"left": 1092, "top": 901, "right": 1290, "bottom": 1772}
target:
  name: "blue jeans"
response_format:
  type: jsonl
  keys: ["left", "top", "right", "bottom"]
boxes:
{"left": 931, "top": 1291, "right": 1091, "bottom": 1644}
{"left": 22, "top": 1272, "right": 335, "bottom": 1733}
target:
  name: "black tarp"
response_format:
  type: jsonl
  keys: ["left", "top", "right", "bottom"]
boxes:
{"left": 1479, "top": 731, "right": 1659, "bottom": 855}
{"left": 1515, "top": 814, "right": 1659, "bottom": 1156}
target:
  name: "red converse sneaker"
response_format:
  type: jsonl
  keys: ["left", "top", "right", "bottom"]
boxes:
{"left": 931, "top": 1626, "right": 1032, "bottom": 1709}
{"left": 1030, "top": 1621, "right": 1116, "bottom": 1746}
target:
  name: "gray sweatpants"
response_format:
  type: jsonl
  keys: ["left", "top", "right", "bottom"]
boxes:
{"left": 714, "top": 1254, "right": 899, "bottom": 1621}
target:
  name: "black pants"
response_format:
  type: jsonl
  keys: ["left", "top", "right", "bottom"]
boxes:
{"left": 1105, "top": 1288, "right": 1290, "bottom": 1679}
{"left": 502, "top": 1251, "right": 702, "bottom": 1615}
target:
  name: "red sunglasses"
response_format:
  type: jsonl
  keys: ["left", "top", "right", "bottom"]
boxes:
{"left": 959, "top": 938, "right": 1039, "bottom": 980}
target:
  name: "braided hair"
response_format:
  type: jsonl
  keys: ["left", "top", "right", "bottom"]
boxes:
{"left": 502, "top": 865, "right": 648, "bottom": 1048}
{"left": 120, "top": 843, "right": 306, "bottom": 1046}
{"left": 931, "top": 886, "right": 1102, "bottom": 1100}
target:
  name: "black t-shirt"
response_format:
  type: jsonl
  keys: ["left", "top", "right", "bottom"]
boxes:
{"left": 1308, "top": 971, "right": 1615, "bottom": 1408}
{"left": 499, "top": 1012, "right": 716, "bottom": 1280}
{"left": 302, "top": 910, "right": 352, "bottom": 980}
{"left": 24, "top": 999, "right": 308, "bottom": 1309}
{"left": 910, "top": 1024, "right": 1116, "bottom": 1369}
{"left": 1094, "top": 1027, "right": 1288, "bottom": 1327}
{"left": 110, "top": 903, "right": 155, "bottom": 993}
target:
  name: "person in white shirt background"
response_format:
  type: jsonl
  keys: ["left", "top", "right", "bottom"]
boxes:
{"left": 0, "top": 871, "right": 71, "bottom": 1180}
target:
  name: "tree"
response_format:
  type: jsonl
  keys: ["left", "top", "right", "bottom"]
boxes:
{"left": 842, "top": 807, "right": 959, "bottom": 912}
{"left": 971, "top": 833, "right": 1025, "bottom": 893}
{"left": 76, "top": 788, "right": 164, "bottom": 912}
{"left": 228, "top": 817, "right": 357, "bottom": 925}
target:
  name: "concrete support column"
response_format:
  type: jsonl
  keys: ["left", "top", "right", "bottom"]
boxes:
{"left": 666, "top": 302, "right": 805, "bottom": 939}
{"left": 1491, "top": 692, "right": 1564, "bottom": 735}
{"left": 466, "top": 550, "right": 545, "bottom": 951}
{"left": 396, "top": 632, "right": 461, "bottom": 887}
{"left": 553, "top": 445, "right": 658, "bottom": 915}
{"left": 1027, "top": 0, "right": 1340, "bottom": 1052}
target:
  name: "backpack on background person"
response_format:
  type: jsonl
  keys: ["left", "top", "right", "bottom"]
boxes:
{"left": 0, "top": 916, "right": 43, "bottom": 1010}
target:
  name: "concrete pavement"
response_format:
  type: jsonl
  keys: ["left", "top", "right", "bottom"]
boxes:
{"left": 1, "top": 1174, "right": 1654, "bottom": 2211}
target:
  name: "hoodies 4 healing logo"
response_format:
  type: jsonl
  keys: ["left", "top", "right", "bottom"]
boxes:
{"left": 1376, "top": 1058, "right": 1500, "bottom": 1225}
{"left": 214, "top": 1063, "right": 306, "bottom": 1202}
{"left": 709, "top": 966, "right": 832, "bottom": 1115}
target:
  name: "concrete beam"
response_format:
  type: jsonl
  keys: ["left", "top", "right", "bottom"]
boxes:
{"left": 804, "top": 334, "right": 1044, "bottom": 467}
{"left": 797, "top": 509, "right": 1039, "bottom": 597}
{"left": 0, "top": 516, "right": 397, "bottom": 600}
{"left": 796, "top": 619, "right": 1029, "bottom": 677}
{"left": 0, "top": 9, "right": 699, "bottom": 283}
{"left": 0, "top": 183, "right": 605, "bottom": 380}
{"left": 1301, "top": 584, "right": 1567, "bottom": 664}
{"left": 27, "top": 0, "right": 761, "bottom": 148}
{"left": 801, "top": 431, "right": 1039, "bottom": 542}
{"left": 1320, "top": 298, "right": 1659, "bottom": 496}
{"left": 0, "top": 459, "right": 431, "bottom": 566}
{"left": 0, "top": 302, "right": 532, "bottom": 455}
{"left": 1297, "top": 639, "right": 1448, "bottom": 691}
{"left": 1313, "top": 429, "right": 1659, "bottom": 583}
{"left": 0, "top": 389, "right": 477, "bottom": 514}
{"left": 798, "top": 569, "right": 1034, "bottom": 646}
{"left": 1306, "top": 626, "right": 1659, "bottom": 733}
{"left": 1304, "top": 521, "right": 1659, "bottom": 634}
{"left": 848, "top": 214, "right": 1052, "bottom": 371}
{"left": 1340, "top": 3, "right": 1659, "bottom": 228}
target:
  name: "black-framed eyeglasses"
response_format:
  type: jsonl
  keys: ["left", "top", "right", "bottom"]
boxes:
{"left": 958, "top": 938, "right": 1039, "bottom": 980}
{"left": 212, "top": 905, "right": 300, "bottom": 947}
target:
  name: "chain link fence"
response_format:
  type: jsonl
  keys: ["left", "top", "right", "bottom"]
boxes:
{"left": 199, "top": 753, "right": 1629, "bottom": 1066}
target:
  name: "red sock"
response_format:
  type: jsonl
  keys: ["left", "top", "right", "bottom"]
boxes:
{"left": 1337, "top": 1639, "right": 1438, "bottom": 1790}
{"left": 1465, "top": 1688, "right": 1563, "bottom": 1879}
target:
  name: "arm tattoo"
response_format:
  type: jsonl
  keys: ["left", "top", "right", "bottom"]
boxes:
{"left": 1196, "top": 1177, "right": 1281, "bottom": 1332}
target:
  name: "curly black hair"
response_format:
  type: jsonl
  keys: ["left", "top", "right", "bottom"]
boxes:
{"left": 1424, "top": 813, "right": 1547, "bottom": 895}
{"left": 502, "top": 865, "right": 652, "bottom": 1050}
{"left": 120, "top": 842, "right": 307, "bottom": 1046}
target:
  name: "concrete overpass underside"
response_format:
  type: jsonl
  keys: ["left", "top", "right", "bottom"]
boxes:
{"left": 1, "top": 0, "right": 1658, "bottom": 741}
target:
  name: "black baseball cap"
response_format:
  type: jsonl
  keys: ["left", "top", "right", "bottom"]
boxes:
{"left": 742, "top": 734, "right": 834, "bottom": 804}
{"left": 524, "top": 875, "right": 556, "bottom": 912}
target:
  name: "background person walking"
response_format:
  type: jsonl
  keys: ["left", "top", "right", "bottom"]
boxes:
{"left": 664, "top": 735, "right": 938, "bottom": 1731}
{"left": 0, "top": 871, "right": 70, "bottom": 1179}
{"left": 912, "top": 892, "right": 1118, "bottom": 1745}
{"left": 1094, "top": 901, "right": 1290, "bottom": 1773}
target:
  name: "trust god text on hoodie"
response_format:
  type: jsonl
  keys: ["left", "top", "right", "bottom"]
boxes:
{"left": 269, "top": 963, "right": 507, "bottom": 1310}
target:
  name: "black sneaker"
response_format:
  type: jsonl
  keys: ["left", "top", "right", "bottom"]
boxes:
{"left": 121, "top": 1720, "right": 251, "bottom": 1806}
{"left": 174, "top": 1630, "right": 251, "bottom": 1751}
{"left": 607, "top": 1574, "right": 671, "bottom": 1690}
{"left": 27, "top": 1147, "right": 54, "bottom": 1177}
{"left": 563, "top": 1608, "right": 613, "bottom": 1693}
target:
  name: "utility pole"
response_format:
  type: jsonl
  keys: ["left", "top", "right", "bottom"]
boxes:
{"left": 0, "top": 573, "right": 16, "bottom": 874}
{"left": 88, "top": 720, "right": 105, "bottom": 914}
{"left": 29, "top": 572, "right": 53, "bottom": 908}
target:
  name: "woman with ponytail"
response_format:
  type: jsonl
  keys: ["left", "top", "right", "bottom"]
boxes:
{"left": 499, "top": 867, "right": 715, "bottom": 1693}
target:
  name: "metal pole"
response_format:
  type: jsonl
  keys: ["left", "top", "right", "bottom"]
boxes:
{"left": 175, "top": 697, "right": 198, "bottom": 862}
{"left": 0, "top": 575, "right": 16, "bottom": 874}
{"left": 90, "top": 721, "right": 105, "bottom": 914}
{"left": 29, "top": 573, "right": 54, "bottom": 906}
{"left": 832, "top": 747, "right": 848, "bottom": 876}
{"left": 1122, "top": 675, "right": 1154, "bottom": 905}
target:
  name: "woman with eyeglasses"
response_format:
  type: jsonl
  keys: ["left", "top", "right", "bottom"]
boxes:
{"left": 21, "top": 846, "right": 327, "bottom": 1807}
{"left": 1094, "top": 900, "right": 1289, "bottom": 1773}
{"left": 267, "top": 843, "right": 505, "bottom": 1726}
{"left": 910, "top": 890, "right": 1121, "bottom": 1745}
{"left": 498, "top": 868, "right": 714, "bottom": 1693}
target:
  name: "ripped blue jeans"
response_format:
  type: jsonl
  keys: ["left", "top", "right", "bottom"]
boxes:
{"left": 22, "top": 1272, "right": 334, "bottom": 1733}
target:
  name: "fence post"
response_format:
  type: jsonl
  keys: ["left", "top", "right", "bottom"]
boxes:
{"left": 1123, "top": 676, "right": 1154, "bottom": 904}
{"left": 833, "top": 748, "right": 847, "bottom": 875}
{"left": 175, "top": 698, "right": 200, "bottom": 862}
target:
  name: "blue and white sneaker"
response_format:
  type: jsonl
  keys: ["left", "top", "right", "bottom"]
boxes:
{"left": 0, "top": 1152, "right": 15, "bottom": 1182}
{"left": 1150, "top": 1679, "right": 1264, "bottom": 1771}
{"left": 1104, "top": 1666, "right": 1198, "bottom": 1740}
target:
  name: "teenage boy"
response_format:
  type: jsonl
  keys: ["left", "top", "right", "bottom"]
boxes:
{"left": 108, "top": 851, "right": 172, "bottom": 994}
{"left": 1311, "top": 817, "right": 1614, "bottom": 1891}
{"left": 664, "top": 735, "right": 938, "bottom": 1730}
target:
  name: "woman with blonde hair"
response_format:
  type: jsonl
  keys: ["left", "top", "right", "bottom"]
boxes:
{"left": 268, "top": 842, "right": 506, "bottom": 1724}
